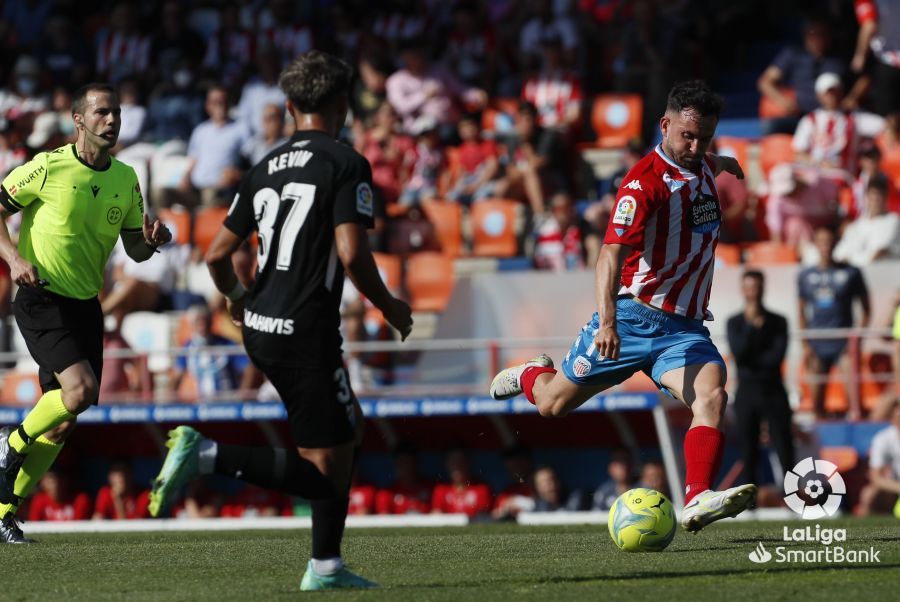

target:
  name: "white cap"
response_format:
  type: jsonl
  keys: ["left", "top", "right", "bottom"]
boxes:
{"left": 814, "top": 72, "right": 842, "bottom": 95}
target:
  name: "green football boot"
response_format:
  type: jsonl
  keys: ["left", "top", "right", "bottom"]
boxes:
{"left": 148, "top": 426, "right": 202, "bottom": 517}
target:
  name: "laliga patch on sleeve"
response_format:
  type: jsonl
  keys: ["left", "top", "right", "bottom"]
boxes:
{"left": 356, "top": 182, "right": 374, "bottom": 217}
{"left": 612, "top": 195, "right": 637, "bottom": 226}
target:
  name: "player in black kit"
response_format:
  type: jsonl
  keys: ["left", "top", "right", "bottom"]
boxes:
{"left": 148, "top": 51, "right": 413, "bottom": 591}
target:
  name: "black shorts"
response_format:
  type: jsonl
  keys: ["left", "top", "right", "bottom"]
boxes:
{"left": 248, "top": 334, "right": 357, "bottom": 448}
{"left": 13, "top": 286, "right": 104, "bottom": 395}
{"left": 872, "top": 61, "right": 900, "bottom": 116}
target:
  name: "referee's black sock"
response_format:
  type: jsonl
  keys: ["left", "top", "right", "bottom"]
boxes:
{"left": 213, "top": 444, "right": 335, "bottom": 499}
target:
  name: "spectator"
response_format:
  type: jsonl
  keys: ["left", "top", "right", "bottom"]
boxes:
{"left": 350, "top": 54, "right": 392, "bottom": 125}
{"left": 852, "top": 144, "right": 884, "bottom": 217}
{"left": 637, "top": 460, "right": 668, "bottom": 496}
{"left": 94, "top": 2, "right": 150, "bottom": 83}
{"left": 149, "top": 1, "right": 206, "bottom": 87}
{"left": 347, "top": 476, "right": 376, "bottom": 516}
{"left": 591, "top": 449, "right": 634, "bottom": 511}
{"left": 0, "top": 55, "right": 48, "bottom": 122}
{"left": 446, "top": 113, "right": 500, "bottom": 205}
{"left": 495, "top": 101, "right": 568, "bottom": 215}
{"left": 492, "top": 445, "right": 536, "bottom": 519}
{"left": 202, "top": 2, "right": 254, "bottom": 89}
{"left": 834, "top": 176, "right": 900, "bottom": 265}
{"left": 115, "top": 79, "right": 147, "bottom": 150}
{"left": 521, "top": 33, "right": 583, "bottom": 136}
{"left": 852, "top": 0, "right": 900, "bottom": 122}
{"left": 26, "top": 87, "right": 74, "bottom": 153}
{"left": 797, "top": 226, "right": 871, "bottom": 419}
{"left": 386, "top": 206, "right": 441, "bottom": 256}
{"left": 242, "top": 103, "right": 287, "bottom": 167}
{"left": 792, "top": 72, "right": 885, "bottom": 174}
{"left": 431, "top": 449, "right": 492, "bottom": 517}
{"left": 98, "top": 322, "right": 142, "bottom": 402}
{"left": 93, "top": 462, "right": 151, "bottom": 520}
{"left": 237, "top": 46, "right": 286, "bottom": 139}
{"left": 386, "top": 38, "right": 486, "bottom": 138}
{"left": 1, "top": 0, "right": 55, "bottom": 51}
{"left": 398, "top": 116, "right": 443, "bottom": 208}
{"left": 757, "top": 19, "right": 853, "bottom": 135}
{"left": 764, "top": 164, "right": 840, "bottom": 250}
{"left": 727, "top": 271, "right": 793, "bottom": 487}
{"left": 857, "top": 400, "right": 900, "bottom": 517}
{"left": 144, "top": 61, "right": 205, "bottom": 143}
{"left": 532, "top": 465, "right": 584, "bottom": 512}
{"left": 171, "top": 304, "right": 252, "bottom": 400}
{"left": 256, "top": 0, "right": 314, "bottom": 67}
{"left": 375, "top": 444, "right": 433, "bottom": 515}
{"left": 181, "top": 85, "right": 245, "bottom": 207}
{"left": 355, "top": 101, "right": 414, "bottom": 208}
{"left": 533, "top": 192, "right": 585, "bottom": 271}
{"left": 0, "top": 124, "right": 25, "bottom": 178}
{"left": 38, "top": 16, "right": 90, "bottom": 89}
{"left": 444, "top": 1, "right": 498, "bottom": 92}
{"left": 172, "top": 480, "right": 222, "bottom": 519}
{"left": 519, "top": 0, "right": 578, "bottom": 71}
{"left": 28, "top": 471, "right": 92, "bottom": 521}
{"left": 221, "top": 485, "right": 292, "bottom": 518}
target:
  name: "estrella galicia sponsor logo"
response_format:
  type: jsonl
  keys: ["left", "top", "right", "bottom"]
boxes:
{"left": 748, "top": 542, "right": 772, "bottom": 563}
{"left": 688, "top": 193, "right": 720, "bottom": 233}
{"left": 107, "top": 206, "right": 122, "bottom": 224}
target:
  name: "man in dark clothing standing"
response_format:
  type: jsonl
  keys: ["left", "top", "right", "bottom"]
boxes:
{"left": 727, "top": 270, "right": 794, "bottom": 487}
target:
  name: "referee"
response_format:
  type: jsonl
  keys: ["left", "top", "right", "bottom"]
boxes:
{"left": 0, "top": 83, "right": 172, "bottom": 543}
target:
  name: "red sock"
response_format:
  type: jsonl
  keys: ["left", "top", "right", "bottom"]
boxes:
{"left": 521, "top": 366, "right": 557, "bottom": 405}
{"left": 683, "top": 426, "right": 723, "bottom": 504}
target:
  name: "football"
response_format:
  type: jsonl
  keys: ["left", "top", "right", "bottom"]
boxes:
{"left": 608, "top": 488, "right": 677, "bottom": 552}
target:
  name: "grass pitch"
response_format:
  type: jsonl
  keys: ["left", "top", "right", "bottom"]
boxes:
{"left": 4, "top": 518, "right": 898, "bottom": 601}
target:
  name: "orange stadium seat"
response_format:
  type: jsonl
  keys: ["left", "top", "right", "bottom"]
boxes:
{"left": 421, "top": 199, "right": 464, "bottom": 257}
{"left": 372, "top": 252, "right": 403, "bottom": 295}
{"left": 759, "top": 134, "right": 795, "bottom": 175}
{"left": 798, "top": 363, "right": 850, "bottom": 415}
{"left": 157, "top": 206, "right": 191, "bottom": 246}
{"left": 591, "top": 94, "right": 643, "bottom": 148}
{"left": 471, "top": 199, "right": 519, "bottom": 257}
{"left": 715, "top": 243, "right": 742, "bottom": 266}
{"left": 193, "top": 206, "right": 229, "bottom": 256}
{"left": 744, "top": 241, "right": 798, "bottom": 265}
{"left": 820, "top": 446, "right": 859, "bottom": 474}
{"left": 714, "top": 137, "right": 750, "bottom": 173}
{"left": 1, "top": 372, "right": 41, "bottom": 406}
{"left": 759, "top": 88, "right": 796, "bottom": 119}
{"left": 406, "top": 252, "right": 455, "bottom": 312}
{"left": 881, "top": 149, "right": 900, "bottom": 190}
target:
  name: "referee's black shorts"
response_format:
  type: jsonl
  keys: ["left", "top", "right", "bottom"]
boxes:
{"left": 13, "top": 285, "right": 104, "bottom": 395}
{"left": 246, "top": 333, "right": 357, "bottom": 448}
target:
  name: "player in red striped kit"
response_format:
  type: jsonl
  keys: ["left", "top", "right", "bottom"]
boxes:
{"left": 491, "top": 80, "right": 755, "bottom": 533}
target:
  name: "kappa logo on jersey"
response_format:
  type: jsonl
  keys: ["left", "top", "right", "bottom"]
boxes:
{"left": 623, "top": 180, "right": 643, "bottom": 191}
{"left": 573, "top": 356, "right": 592, "bottom": 378}
{"left": 612, "top": 196, "right": 637, "bottom": 226}
{"left": 356, "top": 182, "right": 374, "bottom": 217}
{"left": 688, "top": 193, "right": 721, "bottom": 233}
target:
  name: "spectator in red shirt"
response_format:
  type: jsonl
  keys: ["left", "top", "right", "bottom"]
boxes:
{"left": 492, "top": 445, "right": 536, "bottom": 519}
{"left": 521, "top": 33, "right": 583, "bottom": 137}
{"left": 355, "top": 101, "right": 414, "bottom": 208}
{"left": 28, "top": 471, "right": 92, "bottom": 521}
{"left": 431, "top": 449, "right": 492, "bottom": 517}
{"left": 375, "top": 444, "right": 433, "bottom": 515}
{"left": 533, "top": 192, "right": 585, "bottom": 271}
{"left": 220, "top": 485, "right": 292, "bottom": 518}
{"left": 93, "top": 462, "right": 150, "bottom": 520}
{"left": 446, "top": 114, "right": 500, "bottom": 205}
{"left": 348, "top": 476, "right": 376, "bottom": 516}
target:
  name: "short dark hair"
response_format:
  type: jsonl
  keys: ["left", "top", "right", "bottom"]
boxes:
{"left": 666, "top": 80, "right": 724, "bottom": 119}
{"left": 72, "top": 82, "right": 117, "bottom": 115}
{"left": 742, "top": 269, "right": 765, "bottom": 284}
{"left": 867, "top": 174, "right": 889, "bottom": 195}
{"left": 278, "top": 51, "right": 352, "bottom": 114}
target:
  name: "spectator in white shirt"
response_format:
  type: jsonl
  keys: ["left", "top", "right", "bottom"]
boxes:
{"left": 793, "top": 72, "right": 885, "bottom": 174}
{"left": 834, "top": 176, "right": 900, "bottom": 266}
{"left": 180, "top": 85, "right": 245, "bottom": 206}
{"left": 237, "top": 46, "right": 285, "bottom": 139}
{"left": 241, "top": 103, "right": 287, "bottom": 167}
{"left": 857, "top": 400, "right": 900, "bottom": 517}
{"left": 115, "top": 79, "right": 146, "bottom": 149}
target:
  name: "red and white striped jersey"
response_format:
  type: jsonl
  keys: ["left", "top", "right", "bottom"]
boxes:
{"left": 856, "top": 0, "right": 900, "bottom": 67}
{"left": 603, "top": 146, "right": 721, "bottom": 320}
{"left": 793, "top": 109, "right": 885, "bottom": 174}
{"left": 95, "top": 29, "right": 150, "bottom": 82}
{"left": 521, "top": 71, "right": 583, "bottom": 130}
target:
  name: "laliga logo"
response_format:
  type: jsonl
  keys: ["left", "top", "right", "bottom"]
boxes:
{"left": 783, "top": 457, "right": 846, "bottom": 519}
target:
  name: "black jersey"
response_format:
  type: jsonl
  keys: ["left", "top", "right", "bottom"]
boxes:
{"left": 224, "top": 129, "right": 375, "bottom": 365}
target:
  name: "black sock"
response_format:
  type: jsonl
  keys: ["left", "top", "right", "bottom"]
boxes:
{"left": 311, "top": 496, "right": 349, "bottom": 560}
{"left": 311, "top": 445, "right": 360, "bottom": 560}
{"left": 214, "top": 444, "right": 335, "bottom": 499}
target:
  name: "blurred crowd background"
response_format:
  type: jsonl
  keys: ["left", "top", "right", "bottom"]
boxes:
{"left": 1, "top": 0, "right": 899, "bottom": 521}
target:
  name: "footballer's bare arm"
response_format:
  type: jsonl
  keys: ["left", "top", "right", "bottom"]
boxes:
{"left": 205, "top": 225, "right": 248, "bottom": 324}
{"left": 593, "top": 243, "right": 629, "bottom": 361}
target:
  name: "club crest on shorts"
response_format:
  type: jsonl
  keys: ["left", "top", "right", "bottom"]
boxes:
{"left": 573, "top": 355, "right": 592, "bottom": 378}
{"left": 612, "top": 196, "right": 636, "bottom": 226}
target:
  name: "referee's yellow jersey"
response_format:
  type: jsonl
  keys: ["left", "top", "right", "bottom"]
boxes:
{"left": 0, "top": 144, "right": 145, "bottom": 300}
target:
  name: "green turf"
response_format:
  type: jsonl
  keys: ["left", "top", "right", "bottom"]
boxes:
{"left": 4, "top": 518, "right": 899, "bottom": 601}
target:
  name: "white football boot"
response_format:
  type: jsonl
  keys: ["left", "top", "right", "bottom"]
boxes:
{"left": 489, "top": 354, "right": 554, "bottom": 400}
{"left": 681, "top": 483, "right": 758, "bottom": 533}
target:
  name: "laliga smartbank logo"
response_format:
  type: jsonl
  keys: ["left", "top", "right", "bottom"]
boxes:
{"left": 747, "top": 457, "right": 882, "bottom": 565}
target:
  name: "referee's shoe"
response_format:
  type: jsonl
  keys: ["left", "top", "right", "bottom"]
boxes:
{"left": 0, "top": 513, "right": 35, "bottom": 544}
{"left": 0, "top": 426, "right": 27, "bottom": 504}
